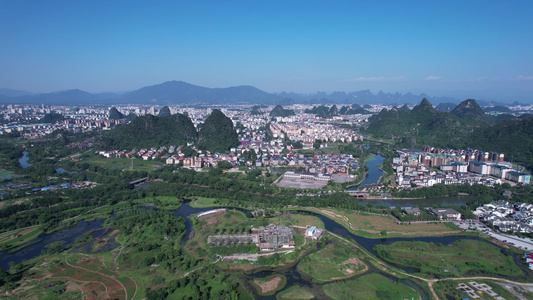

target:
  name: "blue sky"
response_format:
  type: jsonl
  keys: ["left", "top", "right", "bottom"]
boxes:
{"left": 1, "top": 0, "right": 532, "bottom": 100}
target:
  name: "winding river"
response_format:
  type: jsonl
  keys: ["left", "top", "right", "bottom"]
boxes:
{"left": 1, "top": 203, "right": 529, "bottom": 299}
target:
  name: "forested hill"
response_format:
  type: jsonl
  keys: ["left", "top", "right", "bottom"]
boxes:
{"left": 470, "top": 116, "right": 533, "bottom": 170}
{"left": 99, "top": 110, "right": 239, "bottom": 152}
{"left": 197, "top": 109, "right": 240, "bottom": 153}
{"left": 364, "top": 98, "right": 533, "bottom": 170}
{"left": 269, "top": 105, "right": 295, "bottom": 117}
{"left": 364, "top": 98, "right": 478, "bottom": 148}
{"left": 451, "top": 99, "right": 486, "bottom": 122}
{"left": 108, "top": 107, "right": 125, "bottom": 120}
{"left": 99, "top": 113, "right": 197, "bottom": 149}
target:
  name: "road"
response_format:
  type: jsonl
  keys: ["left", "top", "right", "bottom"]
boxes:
{"left": 453, "top": 220, "right": 533, "bottom": 251}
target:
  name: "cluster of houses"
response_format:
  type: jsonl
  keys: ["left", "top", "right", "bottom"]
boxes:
{"left": 3, "top": 118, "right": 125, "bottom": 138}
{"left": 0, "top": 104, "right": 127, "bottom": 137}
{"left": 269, "top": 122, "right": 363, "bottom": 147}
{"left": 428, "top": 208, "right": 462, "bottom": 220}
{"left": 474, "top": 200, "right": 533, "bottom": 233}
{"left": 98, "top": 145, "right": 174, "bottom": 161}
{"left": 207, "top": 224, "right": 295, "bottom": 252}
{"left": 98, "top": 141, "right": 359, "bottom": 176}
{"left": 393, "top": 148, "right": 530, "bottom": 189}
{"left": 400, "top": 207, "right": 462, "bottom": 220}
{"left": 524, "top": 253, "right": 533, "bottom": 270}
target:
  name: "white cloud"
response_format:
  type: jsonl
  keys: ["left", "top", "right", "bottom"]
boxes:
{"left": 467, "top": 77, "right": 489, "bottom": 82}
{"left": 425, "top": 75, "right": 441, "bottom": 81}
{"left": 279, "top": 76, "right": 303, "bottom": 82}
{"left": 341, "top": 76, "right": 407, "bottom": 82}
{"left": 516, "top": 75, "right": 533, "bottom": 81}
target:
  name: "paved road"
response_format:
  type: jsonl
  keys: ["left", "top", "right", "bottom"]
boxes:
{"left": 453, "top": 220, "right": 533, "bottom": 251}
{"left": 487, "top": 231, "right": 533, "bottom": 251}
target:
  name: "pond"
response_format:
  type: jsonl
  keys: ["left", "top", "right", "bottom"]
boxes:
{"left": 18, "top": 151, "right": 32, "bottom": 168}
{"left": 0, "top": 218, "right": 106, "bottom": 269}
{"left": 56, "top": 168, "right": 78, "bottom": 175}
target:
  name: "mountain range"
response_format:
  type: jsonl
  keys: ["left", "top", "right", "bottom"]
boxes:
{"left": 2, "top": 81, "right": 519, "bottom": 106}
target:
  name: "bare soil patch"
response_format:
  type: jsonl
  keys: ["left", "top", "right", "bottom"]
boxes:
{"left": 46, "top": 255, "right": 129, "bottom": 300}
{"left": 255, "top": 276, "right": 282, "bottom": 294}
{"left": 200, "top": 211, "right": 224, "bottom": 225}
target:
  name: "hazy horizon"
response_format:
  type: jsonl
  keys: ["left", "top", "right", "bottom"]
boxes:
{"left": 1, "top": 1, "right": 532, "bottom": 101}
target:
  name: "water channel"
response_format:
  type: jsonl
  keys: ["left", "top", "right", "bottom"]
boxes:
{"left": 348, "top": 153, "right": 473, "bottom": 208}
{"left": 0, "top": 218, "right": 106, "bottom": 269}
{"left": 19, "top": 151, "right": 76, "bottom": 174}
{"left": 347, "top": 154, "right": 385, "bottom": 189}
{"left": 2, "top": 203, "right": 529, "bottom": 299}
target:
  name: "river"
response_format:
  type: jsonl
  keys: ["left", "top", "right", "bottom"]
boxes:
{"left": 347, "top": 153, "right": 475, "bottom": 208}
{"left": 348, "top": 154, "right": 385, "bottom": 189}
{"left": 0, "top": 219, "right": 106, "bottom": 269}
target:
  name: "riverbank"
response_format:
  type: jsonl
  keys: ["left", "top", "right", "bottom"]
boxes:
{"left": 297, "top": 207, "right": 463, "bottom": 239}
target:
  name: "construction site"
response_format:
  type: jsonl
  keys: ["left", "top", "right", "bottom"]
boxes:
{"left": 207, "top": 224, "right": 295, "bottom": 252}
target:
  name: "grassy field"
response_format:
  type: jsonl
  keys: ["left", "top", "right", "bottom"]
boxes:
{"left": 297, "top": 239, "right": 367, "bottom": 282}
{"left": 251, "top": 274, "right": 287, "bottom": 296}
{"left": 276, "top": 285, "right": 315, "bottom": 299}
{"left": 0, "top": 196, "right": 30, "bottom": 209}
{"left": 14, "top": 253, "right": 138, "bottom": 300}
{"left": 0, "top": 225, "right": 43, "bottom": 252}
{"left": 268, "top": 213, "right": 325, "bottom": 229}
{"left": 83, "top": 156, "right": 164, "bottom": 172}
{"left": 304, "top": 207, "right": 462, "bottom": 238}
{"left": 374, "top": 239, "right": 523, "bottom": 278}
{"left": 323, "top": 273, "right": 419, "bottom": 300}
{"left": 187, "top": 197, "right": 227, "bottom": 208}
{"left": 0, "top": 169, "right": 15, "bottom": 179}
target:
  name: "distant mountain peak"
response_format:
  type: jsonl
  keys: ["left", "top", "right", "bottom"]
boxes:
{"left": 451, "top": 99, "right": 485, "bottom": 121}
{"left": 0, "top": 88, "right": 35, "bottom": 97}
{"left": 411, "top": 98, "right": 435, "bottom": 113}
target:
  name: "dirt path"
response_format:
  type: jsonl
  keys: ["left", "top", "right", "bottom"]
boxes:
{"left": 182, "top": 258, "right": 220, "bottom": 277}
{"left": 74, "top": 249, "right": 138, "bottom": 299}
{"left": 52, "top": 275, "right": 110, "bottom": 299}
{"left": 113, "top": 246, "right": 124, "bottom": 269}
{"left": 64, "top": 256, "right": 129, "bottom": 300}
{"left": 125, "top": 275, "right": 137, "bottom": 300}
{"left": 64, "top": 205, "right": 109, "bottom": 222}
{"left": 221, "top": 249, "right": 294, "bottom": 262}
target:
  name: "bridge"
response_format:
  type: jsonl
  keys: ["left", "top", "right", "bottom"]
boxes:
{"left": 348, "top": 192, "right": 368, "bottom": 199}
{"left": 130, "top": 177, "right": 148, "bottom": 186}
